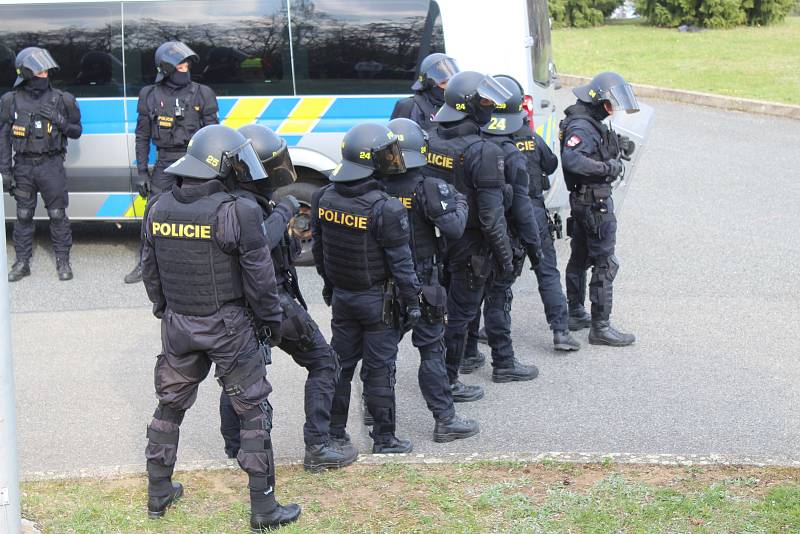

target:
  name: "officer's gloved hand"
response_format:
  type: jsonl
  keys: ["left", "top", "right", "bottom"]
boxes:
{"left": 134, "top": 169, "right": 151, "bottom": 198}
{"left": 618, "top": 135, "right": 636, "bottom": 159}
{"left": 605, "top": 159, "right": 625, "bottom": 179}
{"left": 279, "top": 195, "right": 301, "bottom": 216}
{"left": 1, "top": 170, "right": 12, "bottom": 192}
{"left": 262, "top": 320, "right": 283, "bottom": 347}
{"left": 51, "top": 111, "right": 70, "bottom": 133}
{"left": 322, "top": 283, "right": 333, "bottom": 307}
{"left": 499, "top": 261, "right": 515, "bottom": 280}
{"left": 401, "top": 305, "right": 421, "bottom": 332}
{"left": 526, "top": 244, "right": 543, "bottom": 271}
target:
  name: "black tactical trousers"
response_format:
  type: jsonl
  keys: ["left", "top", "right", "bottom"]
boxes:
{"left": 150, "top": 153, "right": 182, "bottom": 192}
{"left": 11, "top": 154, "right": 71, "bottom": 261}
{"left": 361, "top": 269, "right": 455, "bottom": 422}
{"left": 220, "top": 290, "right": 338, "bottom": 452}
{"left": 444, "top": 269, "right": 487, "bottom": 383}
{"left": 531, "top": 198, "right": 569, "bottom": 331}
{"left": 329, "top": 286, "right": 400, "bottom": 440}
{"left": 565, "top": 190, "right": 618, "bottom": 321}
{"left": 145, "top": 304, "right": 276, "bottom": 497}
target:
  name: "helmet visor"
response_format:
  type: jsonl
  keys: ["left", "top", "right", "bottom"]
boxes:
{"left": 160, "top": 42, "right": 199, "bottom": 67}
{"left": 607, "top": 83, "right": 640, "bottom": 113}
{"left": 477, "top": 75, "right": 513, "bottom": 106}
{"left": 22, "top": 49, "right": 59, "bottom": 74}
{"left": 225, "top": 140, "right": 268, "bottom": 182}
{"left": 373, "top": 139, "right": 406, "bottom": 175}
{"left": 262, "top": 140, "right": 297, "bottom": 190}
{"left": 427, "top": 56, "right": 459, "bottom": 85}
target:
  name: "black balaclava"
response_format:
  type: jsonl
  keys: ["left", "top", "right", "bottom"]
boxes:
{"left": 428, "top": 85, "right": 445, "bottom": 106}
{"left": 26, "top": 76, "right": 50, "bottom": 94}
{"left": 167, "top": 70, "right": 191, "bottom": 88}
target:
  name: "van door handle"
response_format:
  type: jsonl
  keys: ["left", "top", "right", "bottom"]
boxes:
{"left": 540, "top": 99, "right": 551, "bottom": 108}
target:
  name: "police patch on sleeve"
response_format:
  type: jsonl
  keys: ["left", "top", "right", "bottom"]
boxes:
{"left": 497, "top": 157, "right": 505, "bottom": 174}
{"left": 566, "top": 135, "right": 582, "bottom": 148}
{"left": 399, "top": 213, "right": 409, "bottom": 231}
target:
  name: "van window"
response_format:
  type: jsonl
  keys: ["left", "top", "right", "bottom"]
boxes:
{"left": 0, "top": 2, "right": 123, "bottom": 97}
{"left": 123, "top": 0, "right": 292, "bottom": 96}
{"left": 291, "top": 0, "right": 445, "bottom": 95}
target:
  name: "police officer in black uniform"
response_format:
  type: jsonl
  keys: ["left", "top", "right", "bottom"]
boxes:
{"left": 312, "top": 123, "right": 421, "bottom": 454}
{"left": 561, "top": 71, "right": 639, "bottom": 346}
{"left": 391, "top": 53, "right": 459, "bottom": 131}
{"left": 217, "top": 124, "right": 358, "bottom": 473}
{"left": 378, "top": 117, "right": 479, "bottom": 442}
{"left": 424, "top": 71, "right": 515, "bottom": 396}
{"left": 1, "top": 47, "right": 82, "bottom": 282}
{"left": 141, "top": 124, "right": 300, "bottom": 531}
{"left": 125, "top": 41, "right": 219, "bottom": 283}
{"left": 459, "top": 75, "right": 544, "bottom": 380}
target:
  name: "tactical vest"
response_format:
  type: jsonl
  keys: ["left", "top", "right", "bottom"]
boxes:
{"left": 146, "top": 83, "right": 203, "bottom": 150}
{"left": 0, "top": 89, "right": 66, "bottom": 155}
{"left": 559, "top": 109, "right": 618, "bottom": 190}
{"left": 512, "top": 132, "right": 551, "bottom": 198}
{"left": 425, "top": 127, "right": 483, "bottom": 229}
{"left": 383, "top": 172, "right": 437, "bottom": 264}
{"left": 318, "top": 185, "right": 389, "bottom": 290}
{"left": 150, "top": 191, "right": 244, "bottom": 316}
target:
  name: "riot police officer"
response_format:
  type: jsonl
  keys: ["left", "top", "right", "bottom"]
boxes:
{"left": 460, "top": 75, "right": 544, "bottom": 381}
{"left": 217, "top": 124, "right": 358, "bottom": 473}
{"left": 312, "top": 123, "right": 421, "bottom": 453}
{"left": 378, "top": 117, "right": 479, "bottom": 442}
{"left": 125, "top": 41, "right": 219, "bottom": 283}
{"left": 425, "top": 70, "right": 515, "bottom": 396}
{"left": 561, "top": 71, "right": 639, "bottom": 346}
{"left": 391, "top": 53, "right": 459, "bottom": 131}
{"left": 141, "top": 125, "right": 300, "bottom": 531}
{"left": 1, "top": 47, "right": 82, "bottom": 282}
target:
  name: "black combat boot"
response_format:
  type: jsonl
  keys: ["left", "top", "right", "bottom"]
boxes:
{"left": 124, "top": 261, "right": 143, "bottom": 284}
{"left": 492, "top": 358, "right": 539, "bottom": 383}
{"left": 330, "top": 432, "right": 353, "bottom": 449}
{"left": 147, "top": 481, "right": 183, "bottom": 519}
{"left": 553, "top": 330, "right": 581, "bottom": 351}
{"left": 7, "top": 260, "right": 30, "bottom": 282}
{"left": 477, "top": 326, "right": 488, "bottom": 344}
{"left": 303, "top": 441, "right": 358, "bottom": 473}
{"left": 588, "top": 320, "right": 635, "bottom": 347}
{"left": 361, "top": 395, "right": 373, "bottom": 426}
{"left": 568, "top": 304, "right": 592, "bottom": 331}
{"left": 433, "top": 414, "right": 480, "bottom": 443}
{"left": 450, "top": 380, "right": 484, "bottom": 402}
{"left": 372, "top": 434, "right": 413, "bottom": 454}
{"left": 459, "top": 350, "right": 486, "bottom": 374}
{"left": 250, "top": 484, "right": 301, "bottom": 533}
{"left": 56, "top": 256, "right": 73, "bottom": 281}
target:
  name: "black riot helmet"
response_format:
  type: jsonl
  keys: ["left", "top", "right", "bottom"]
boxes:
{"left": 481, "top": 74, "right": 526, "bottom": 136}
{"left": 14, "top": 47, "right": 59, "bottom": 88}
{"left": 387, "top": 118, "right": 428, "bottom": 169}
{"left": 165, "top": 124, "right": 267, "bottom": 182}
{"left": 573, "top": 71, "right": 640, "bottom": 114}
{"left": 237, "top": 124, "right": 297, "bottom": 195}
{"left": 432, "top": 71, "right": 513, "bottom": 124}
{"left": 154, "top": 41, "right": 199, "bottom": 83}
{"left": 411, "top": 52, "right": 459, "bottom": 91}
{"left": 330, "top": 123, "right": 406, "bottom": 182}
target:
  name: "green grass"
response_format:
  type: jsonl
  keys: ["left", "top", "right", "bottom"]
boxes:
{"left": 21, "top": 462, "right": 800, "bottom": 533}
{"left": 552, "top": 17, "right": 800, "bottom": 104}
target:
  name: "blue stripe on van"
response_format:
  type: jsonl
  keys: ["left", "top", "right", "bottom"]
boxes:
{"left": 96, "top": 193, "right": 135, "bottom": 217}
{"left": 79, "top": 100, "right": 127, "bottom": 134}
{"left": 312, "top": 97, "right": 399, "bottom": 133}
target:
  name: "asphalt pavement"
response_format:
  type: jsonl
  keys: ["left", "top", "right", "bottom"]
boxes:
{"left": 6, "top": 89, "right": 800, "bottom": 477}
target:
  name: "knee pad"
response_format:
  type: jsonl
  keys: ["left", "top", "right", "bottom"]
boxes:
{"left": 153, "top": 403, "right": 185, "bottom": 425}
{"left": 47, "top": 208, "right": 66, "bottom": 221}
{"left": 486, "top": 288, "right": 513, "bottom": 312}
{"left": 420, "top": 339, "right": 445, "bottom": 361}
{"left": 365, "top": 364, "right": 396, "bottom": 401}
{"left": 218, "top": 351, "right": 266, "bottom": 397}
{"left": 16, "top": 208, "right": 34, "bottom": 224}
{"left": 239, "top": 400, "right": 273, "bottom": 431}
{"left": 594, "top": 255, "right": 619, "bottom": 283}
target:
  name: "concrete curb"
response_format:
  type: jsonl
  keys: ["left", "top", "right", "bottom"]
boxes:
{"left": 558, "top": 73, "right": 800, "bottom": 120}
{"left": 22, "top": 451, "right": 800, "bottom": 482}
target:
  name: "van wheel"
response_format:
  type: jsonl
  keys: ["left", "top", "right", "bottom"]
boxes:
{"left": 272, "top": 181, "right": 321, "bottom": 267}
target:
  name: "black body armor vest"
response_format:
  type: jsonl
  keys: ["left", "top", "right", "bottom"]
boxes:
{"left": 151, "top": 191, "right": 244, "bottom": 315}
{"left": 559, "top": 109, "right": 618, "bottom": 190}
{"left": 383, "top": 171, "right": 437, "bottom": 264}
{"left": 1, "top": 89, "right": 66, "bottom": 155}
{"left": 146, "top": 83, "right": 203, "bottom": 150}
{"left": 425, "top": 126, "right": 482, "bottom": 229}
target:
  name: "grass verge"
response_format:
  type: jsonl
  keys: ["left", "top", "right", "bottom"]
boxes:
{"left": 551, "top": 17, "right": 800, "bottom": 105}
{"left": 22, "top": 462, "right": 800, "bottom": 533}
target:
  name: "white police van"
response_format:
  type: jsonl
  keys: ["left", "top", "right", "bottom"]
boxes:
{"left": 0, "top": 0, "right": 651, "bottom": 262}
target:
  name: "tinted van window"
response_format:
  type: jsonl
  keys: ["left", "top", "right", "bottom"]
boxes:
{"left": 0, "top": 2, "right": 123, "bottom": 97}
{"left": 123, "top": 0, "right": 292, "bottom": 97}
{"left": 291, "top": 0, "right": 444, "bottom": 95}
